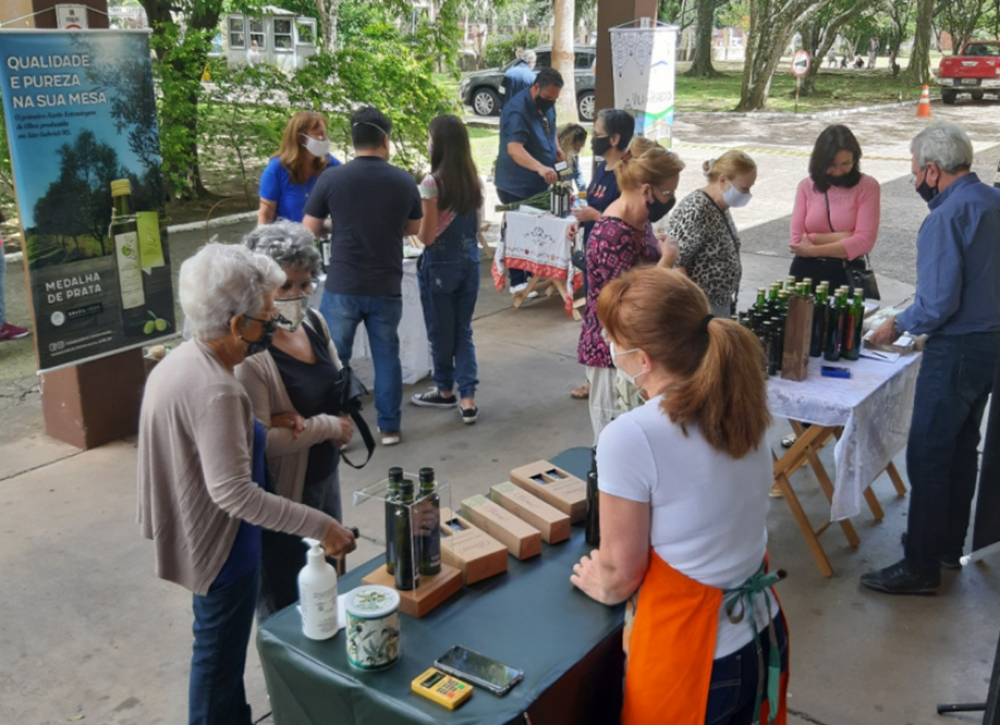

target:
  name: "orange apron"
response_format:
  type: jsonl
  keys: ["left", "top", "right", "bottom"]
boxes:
{"left": 621, "top": 550, "right": 789, "bottom": 725}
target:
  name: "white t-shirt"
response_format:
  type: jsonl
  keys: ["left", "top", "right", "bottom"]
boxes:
{"left": 597, "top": 394, "right": 779, "bottom": 659}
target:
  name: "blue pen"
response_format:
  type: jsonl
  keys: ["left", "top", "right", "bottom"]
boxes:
{"left": 820, "top": 365, "right": 851, "bottom": 379}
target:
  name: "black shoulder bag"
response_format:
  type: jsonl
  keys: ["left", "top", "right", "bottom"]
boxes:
{"left": 307, "top": 309, "right": 376, "bottom": 469}
{"left": 825, "top": 192, "right": 881, "bottom": 300}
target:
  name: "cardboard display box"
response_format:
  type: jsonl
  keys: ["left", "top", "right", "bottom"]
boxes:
{"left": 489, "top": 482, "right": 571, "bottom": 544}
{"left": 460, "top": 495, "right": 542, "bottom": 560}
{"left": 509, "top": 461, "right": 587, "bottom": 523}
{"left": 781, "top": 294, "right": 813, "bottom": 382}
{"left": 439, "top": 507, "right": 508, "bottom": 585}
{"left": 361, "top": 563, "right": 462, "bottom": 618}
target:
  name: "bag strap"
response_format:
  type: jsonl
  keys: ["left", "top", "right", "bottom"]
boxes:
{"left": 824, "top": 191, "right": 834, "bottom": 232}
{"left": 339, "top": 410, "right": 375, "bottom": 469}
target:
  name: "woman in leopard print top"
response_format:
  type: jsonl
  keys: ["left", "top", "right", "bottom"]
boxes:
{"left": 667, "top": 151, "right": 757, "bottom": 319}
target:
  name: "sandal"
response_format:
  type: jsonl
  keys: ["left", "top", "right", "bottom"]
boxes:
{"left": 571, "top": 381, "right": 590, "bottom": 400}
{"left": 781, "top": 434, "right": 797, "bottom": 449}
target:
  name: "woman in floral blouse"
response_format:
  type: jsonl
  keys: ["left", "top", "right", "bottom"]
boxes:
{"left": 668, "top": 151, "right": 758, "bottom": 319}
{"left": 578, "top": 141, "right": 685, "bottom": 444}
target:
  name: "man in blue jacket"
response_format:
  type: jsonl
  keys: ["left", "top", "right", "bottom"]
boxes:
{"left": 501, "top": 49, "right": 536, "bottom": 108}
{"left": 863, "top": 122, "right": 1000, "bottom": 595}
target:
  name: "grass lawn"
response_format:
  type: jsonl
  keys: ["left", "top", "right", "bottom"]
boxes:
{"left": 468, "top": 125, "right": 499, "bottom": 178}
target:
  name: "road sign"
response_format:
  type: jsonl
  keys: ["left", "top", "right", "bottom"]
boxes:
{"left": 792, "top": 50, "right": 811, "bottom": 78}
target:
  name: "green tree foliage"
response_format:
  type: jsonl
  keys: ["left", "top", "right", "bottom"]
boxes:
{"left": 482, "top": 29, "right": 544, "bottom": 68}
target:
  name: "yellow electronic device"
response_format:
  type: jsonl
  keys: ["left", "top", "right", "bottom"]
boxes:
{"left": 411, "top": 667, "right": 473, "bottom": 709}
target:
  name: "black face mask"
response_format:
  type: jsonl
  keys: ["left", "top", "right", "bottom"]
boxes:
{"left": 242, "top": 316, "right": 277, "bottom": 356}
{"left": 824, "top": 166, "right": 861, "bottom": 189}
{"left": 591, "top": 135, "right": 613, "bottom": 157}
{"left": 535, "top": 96, "right": 555, "bottom": 113}
{"left": 646, "top": 197, "right": 676, "bottom": 223}
{"left": 915, "top": 177, "right": 939, "bottom": 203}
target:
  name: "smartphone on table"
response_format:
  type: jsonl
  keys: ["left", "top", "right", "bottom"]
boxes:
{"left": 434, "top": 645, "right": 524, "bottom": 696}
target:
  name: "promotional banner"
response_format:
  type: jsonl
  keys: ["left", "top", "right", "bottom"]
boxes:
{"left": 609, "top": 23, "right": 679, "bottom": 143}
{"left": 0, "top": 29, "right": 174, "bottom": 373}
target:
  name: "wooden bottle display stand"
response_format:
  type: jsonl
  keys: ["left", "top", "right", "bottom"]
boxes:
{"left": 361, "top": 564, "right": 462, "bottom": 619}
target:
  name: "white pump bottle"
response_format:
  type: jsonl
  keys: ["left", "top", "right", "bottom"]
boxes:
{"left": 298, "top": 538, "right": 339, "bottom": 640}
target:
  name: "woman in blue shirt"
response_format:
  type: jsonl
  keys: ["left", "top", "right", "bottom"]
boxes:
{"left": 258, "top": 111, "right": 341, "bottom": 225}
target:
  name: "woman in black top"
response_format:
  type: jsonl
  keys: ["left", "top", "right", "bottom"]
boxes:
{"left": 237, "top": 221, "right": 354, "bottom": 620}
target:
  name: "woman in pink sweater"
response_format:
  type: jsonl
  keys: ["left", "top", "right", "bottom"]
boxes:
{"left": 789, "top": 124, "right": 881, "bottom": 290}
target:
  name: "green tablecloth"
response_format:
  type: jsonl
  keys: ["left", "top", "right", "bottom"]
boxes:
{"left": 256, "top": 447, "right": 626, "bottom": 725}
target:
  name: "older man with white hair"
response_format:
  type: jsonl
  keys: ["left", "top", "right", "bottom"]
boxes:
{"left": 863, "top": 122, "right": 1000, "bottom": 595}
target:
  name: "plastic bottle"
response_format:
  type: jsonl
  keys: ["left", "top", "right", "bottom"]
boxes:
{"left": 417, "top": 467, "right": 442, "bottom": 576}
{"left": 298, "top": 538, "right": 339, "bottom": 640}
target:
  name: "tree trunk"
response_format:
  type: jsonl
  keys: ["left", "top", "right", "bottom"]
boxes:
{"left": 686, "top": 0, "right": 719, "bottom": 77}
{"left": 736, "top": 0, "right": 792, "bottom": 111}
{"left": 903, "top": 0, "right": 933, "bottom": 85}
{"left": 315, "top": 0, "right": 341, "bottom": 53}
{"left": 552, "top": 0, "right": 578, "bottom": 124}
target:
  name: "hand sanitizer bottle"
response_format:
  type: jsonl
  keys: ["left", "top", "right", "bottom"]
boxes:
{"left": 299, "top": 538, "right": 339, "bottom": 640}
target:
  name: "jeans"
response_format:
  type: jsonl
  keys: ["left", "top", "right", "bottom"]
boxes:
{"left": 417, "top": 212, "right": 480, "bottom": 399}
{"left": 705, "top": 615, "right": 789, "bottom": 725}
{"left": 189, "top": 567, "right": 259, "bottom": 725}
{"left": 320, "top": 291, "right": 403, "bottom": 432}
{"left": 904, "top": 331, "right": 1000, "bottom": 567}
{"left": 0, "top": 246, "right": 7, "bottom": 324}
{"left": 498, "top": 188, "right": 532, "bottom": 288}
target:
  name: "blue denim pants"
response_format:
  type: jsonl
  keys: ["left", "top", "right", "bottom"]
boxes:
{"left": 904, "top": 331, "right": 1000, "bottom": 567}
{"left": 417, "top": 212, "right": 480, "bottom": 399}
{"left": 320, "top": 291, "right": 403, "bottom": 432}
{"left": 189, "top": 567, "right": 259, "bottom": 725}
{"left": 0, "top": 246, "right": 7, "bottom": 324}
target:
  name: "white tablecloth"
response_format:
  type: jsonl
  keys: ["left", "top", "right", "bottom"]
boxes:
{"left": 768, "top": 354, "right": 922, "bottom": 521}
{"left": 312, "top": 258, "right": 431, "bottom": 386}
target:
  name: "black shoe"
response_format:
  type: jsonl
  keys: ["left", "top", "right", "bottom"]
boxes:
{"left": 860, "top": 559, "right": 940, "bottom": 595}
{"left": 411, "top": 389, "right": 457, "bottom": 408}
{"left": 460, "top": 405, "right": 479, "bottom": 425}
{"left": 900, "top": 532, "right": 962, "bottom": 570}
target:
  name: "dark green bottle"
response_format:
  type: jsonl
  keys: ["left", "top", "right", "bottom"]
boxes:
{"left": 385, "top": 467, "right": 403, "bottom": 575}
{"left": 810, "top": 285, "right": 828, "bottom": 358}
{"left": 824, "top": 292, "right": 844, "bottom": 361}
{"left": 754, "top": 287, "right": 767, "bottom": 312}
{"left": 762, "top": 321, "right": 777, "bottom": 375}
{"left": 393, "top": 479, "right": 418, "bottom": 591}
{"left": 585, "top": 448, "right": 600, "bottom": 547}
{"left": 843, "top": 288, "right": 865, "bottom": 361}
{"left": 417, "top": 467, "right": 442, "bottom": 576}
{"left": 802, "top": 277, "right": 814, "bottom": 296}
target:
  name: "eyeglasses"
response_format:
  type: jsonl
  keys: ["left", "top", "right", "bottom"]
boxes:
{"left": 657, "top": 188, "right": 676, "bottom": 199}
{"left": 279, "top": 279, "right": 318, "bottom": 295}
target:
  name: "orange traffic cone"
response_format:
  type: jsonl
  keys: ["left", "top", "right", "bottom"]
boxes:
{"left": 916, "top": 85, "right": 932, "bottom": 118}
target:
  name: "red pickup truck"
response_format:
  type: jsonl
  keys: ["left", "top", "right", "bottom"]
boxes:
{"left": 937, "top": 41, "right": 1000, "bottom": 104}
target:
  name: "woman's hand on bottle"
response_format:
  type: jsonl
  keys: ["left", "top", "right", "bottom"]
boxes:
{"left": 334, "top": 415, "right": 354, "bottom": 447}
{"left": 320, "top": 521, "right": 357, "bottom": 557}
{"left": 572, "top": 205, "right": 600, "bottom": 223}
{"left": 272, "top": 411, "right": 306, "bottom": 439}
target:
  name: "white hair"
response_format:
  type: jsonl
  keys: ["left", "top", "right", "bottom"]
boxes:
{"left": 911, "top": 122, "right": 974, "bottom": 174}
{"left": 242, "top": 220, "right": 321, "bottom": 278}
{"left": 522, "top": 49, "right": 536, "bottom": 66}
{"left": 179, "top": 243, "right": 285, "bottom": 340}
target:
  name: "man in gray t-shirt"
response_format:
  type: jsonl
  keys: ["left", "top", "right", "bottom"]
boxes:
{"left": 304, "top": 107, "right": 422, "bottom": 444}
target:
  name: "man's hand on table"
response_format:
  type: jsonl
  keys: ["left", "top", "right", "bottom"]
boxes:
{"left": 868, "top": 316, "right": 901, "bottom": 346}
{"left": 538, "top": 166, "right": 558, "bottom": 185}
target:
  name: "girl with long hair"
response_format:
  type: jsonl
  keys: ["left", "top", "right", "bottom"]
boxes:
{"left": 410, "top": 114, "right": 485, "bottom": 424}
{"left": 572, "top": 266, "right": 789, "bottom": 725}
{"left": 258, "top": 111, "right": 341, "bottom": 225}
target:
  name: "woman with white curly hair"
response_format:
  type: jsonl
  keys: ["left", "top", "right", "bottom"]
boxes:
{"left": 236, "top": 220, "right": 354, "bottom": 621}
{"left": 137, "top": 242, "right": 356, "bottom": 725}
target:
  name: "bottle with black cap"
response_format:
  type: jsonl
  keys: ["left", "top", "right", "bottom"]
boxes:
{"left": 393, "top": 478, "right": 419, "bottom": 590}
{"left": 385, "top": 467, "right": 403, "bottom": 575}
{"left": 417, "top": 467, "right": 442, "bottom": 576}
{"left": 585, "top": 448, "right": 600, "bottom": 546}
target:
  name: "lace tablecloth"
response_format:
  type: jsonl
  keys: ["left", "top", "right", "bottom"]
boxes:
{"left": 768, "top": 354, "right": 922, "bottom": 521}
{"left": 492, "top": 210, "right": 582, "bottom": 316}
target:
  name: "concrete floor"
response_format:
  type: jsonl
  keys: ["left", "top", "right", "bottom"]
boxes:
{"left": 2, "top": 101, "right": 1000, "bottom": 724}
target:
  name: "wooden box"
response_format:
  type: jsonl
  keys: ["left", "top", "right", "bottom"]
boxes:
{"left": 439, "top": 507, "right": 508, "bottom": 585}
{"left": 781, "top": 294, "right": 814, "bottom": 382}
{"left": 509, "top": 461, "right": 587, "bottom": 523}
{"left": 460, "top": 494, "right": 542, "bottom": 560}
{"left": 361, "top": 563, "right": 462, "bottom": 618}
{"left": 490, "top": 482, "right": 571, "bottom": 544}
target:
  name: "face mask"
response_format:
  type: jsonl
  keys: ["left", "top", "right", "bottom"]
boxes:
{"left": 591, "top": 135, "right": 612, "bottom": 157}
{"left": 610, "top": 342, "right": 645, "bottom": 387}
{"left": 722, "top": 183, "right": 752, "bottom": 209}
{"left": 646, "top": 196, "right": 676, "bottom": 223}
{"left": 241, "top": 316, "right": 277, "bottom": 356}
{"left": 824, "top": 166, "right": 860, "bottom": 188}
{"left": 274, "top": 296, "right": 308, "bottom": 332}
{"left": 535, "top": 96, "right": 555, "bottom": 113}
{"left": 301, "top": 134, "right": 331, "bottom": 159}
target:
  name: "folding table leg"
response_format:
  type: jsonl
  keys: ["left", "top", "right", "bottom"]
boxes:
{"left": 773, "top": 449, "right": 834, "bottom": 577}
{"left": 789, "top": 421, "right": 860, "bottom": 548}
{"left": 512, "top": 275, "right": 542, "bottom": 308}
{"left": 886, "top": 461, "right": 908, "bottom": 496}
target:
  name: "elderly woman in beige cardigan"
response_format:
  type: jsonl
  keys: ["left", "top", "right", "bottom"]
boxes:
{"left": 137, "top": 242, "right": 355, "bottom": 725}
{"left": 236, "top": 220, "right": 354, "bottom": 621}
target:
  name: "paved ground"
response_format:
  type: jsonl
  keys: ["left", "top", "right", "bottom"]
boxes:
{"left": 1, "top": 101, "right": 999, "bottom": 724}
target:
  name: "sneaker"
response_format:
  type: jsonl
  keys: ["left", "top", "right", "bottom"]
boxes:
{"left": 0, "top": 322, "right": 30, "bottom": 341}
{"left": 411, "top": 389, "right": 457, "bottom": 408}
{"left": 860, "top": 558, "right": 940, "bottom": 595}
{"left": 510, "top": 283, "right": 528, "bottom": 295}
{"left": 460, "top": 406, "right": 479, "bottom": 425}
{"left": 379, "top": 430, "right": 401, "bottom": 446}
{"left": 781, "top": 434, "right": 797, "bottom": 449}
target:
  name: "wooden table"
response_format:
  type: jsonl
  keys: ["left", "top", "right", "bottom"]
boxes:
{"left": 768, "top": 354, "right": 922, "bottom": 576}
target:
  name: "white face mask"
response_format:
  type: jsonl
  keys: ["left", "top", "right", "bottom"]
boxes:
{"left": 722, "top": 182, "right": 752, "bottom": 209}
{"left": 610, "top": 341, "right": 645, "bottom": 387}
{"left": 301, "top": 134, "right": 331, "bottom": 159}
{"left": 274, "top": 296, "right": 308, "bottom": 332}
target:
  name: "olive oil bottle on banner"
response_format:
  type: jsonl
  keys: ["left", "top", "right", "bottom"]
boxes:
{"left": 394, "top": 478, "right": 418, "bottom": 591}
{"left": 417, "top": 468, "right": 442, "bottom": 576}
{"left": 385, "top": 467, "right": 403, "bottom": 576}
{"left": 110, "top": 179, "right": 147, "bottom": 335}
